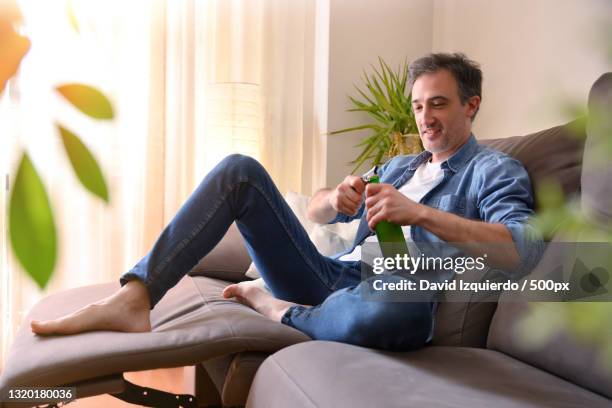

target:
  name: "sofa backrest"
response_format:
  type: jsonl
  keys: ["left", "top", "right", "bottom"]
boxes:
{"left": 582, "top": 72, "right": 612, "bottom": 226}
{"left": 189, "top": 223, "right": 252, "bottom": 282}
{"left": 431, "top": 267, "right": 501, "bottom": 347}
{"left": 489, "top": 304, "right": 612, "bottom": 400}
{"left": 480, "top": 119, "right": 585, "bottom": 206}
{"left": 433, "top": 117, "right": 587, "bottom": 348}
{"left": 488, "top": 73, "right": 612, "bottom": 400}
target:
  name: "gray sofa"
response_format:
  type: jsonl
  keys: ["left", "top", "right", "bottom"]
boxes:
{"left": 194, "top": 74, "right": 612, "bottom": 407}
{"left": 1, "top": 74, "right": 610, "bottom": 408}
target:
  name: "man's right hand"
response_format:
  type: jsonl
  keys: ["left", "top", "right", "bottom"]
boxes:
{"left": 329, "top": 175, "right": 366, "bottom": 216}
{"left": 307, "top": 175, "right": 366, "bottom": 224}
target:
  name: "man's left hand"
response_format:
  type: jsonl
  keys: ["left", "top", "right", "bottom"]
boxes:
{"left": 365, "top": 183, "right": 423, "bottom": 230}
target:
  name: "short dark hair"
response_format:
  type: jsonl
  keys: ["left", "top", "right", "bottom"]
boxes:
{"left": 408, "top": 53, "right": 482, "bottom": 120}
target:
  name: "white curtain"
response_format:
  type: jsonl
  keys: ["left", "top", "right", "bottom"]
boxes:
{"left": 167, "top": 0, "right": 318, "bottom": 216}
{"left": 0, "top": 0, "right": 318, "bottom": 369}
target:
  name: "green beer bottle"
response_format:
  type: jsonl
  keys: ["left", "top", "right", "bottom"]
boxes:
{"left": 362, "top": 166, "right": 410, "bottom": 259}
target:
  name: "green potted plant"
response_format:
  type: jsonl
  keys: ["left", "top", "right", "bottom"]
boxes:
{"left": 330, "top": 57, "right": 422, "bottom": 173}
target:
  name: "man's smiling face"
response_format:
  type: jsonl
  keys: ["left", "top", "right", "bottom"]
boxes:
{"left": 411, "top": 69, "right": 480, "bottom": 162}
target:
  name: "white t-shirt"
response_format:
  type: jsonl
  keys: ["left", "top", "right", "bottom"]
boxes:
{"left": 339, "top": 160, "right": 445, "bottom": 261}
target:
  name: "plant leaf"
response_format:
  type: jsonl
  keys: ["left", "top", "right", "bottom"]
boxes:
{"left": 355, "top": 133, "right": 383, "bottom": 147}
{"left": 351, "top": 144, "right": 378, "bottom": 165}
{"left": 350, "top": 128, "right": 390, "bottom": 172}
{"left": 353, "top": 84, "right": 376, "bottom": 107}
{"left": 0, "top": 21, "right": 31, "bottom": 94}
{"left": 373, "top": 145, "right": 386, "bottom": 165}
{"left": 67, "top": 0, "right": 80, "bottom": 33}
{"left": 58, "top": 124, "right": 110, "bottom": 202}
{"left": 328, "top": 124, "right": 380, "bottom": 135}
{"left": 9, "top": 152, "right": 57, "bottom": 289}
{"left": 536, "top": 180, "right": 565, "bottom": 210}
{"left": 56, "top": 83, "right": 114, "bottom": 119}
{"left": 366, "top": 80, "right": 395, "bottom": 115}
{"left": 330, "top": 56, "right": 423, "bottom": 170}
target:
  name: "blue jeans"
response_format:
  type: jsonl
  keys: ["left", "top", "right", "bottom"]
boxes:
{"left": 120, "top": 154, "right": 434, "bottom": 351}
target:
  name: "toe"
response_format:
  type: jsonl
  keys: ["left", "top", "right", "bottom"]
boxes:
{"left": 223, "top": 284, "right": 238, "bottom": 298}
{"left": 30, "top": 320, "right": 40, "bottom": 332}
{"left": 31, "top": 320, "right": 52, "bottom": 334}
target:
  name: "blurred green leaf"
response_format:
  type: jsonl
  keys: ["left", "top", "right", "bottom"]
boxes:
{"left": 604, "top": 339, "right": 612, "bottom": 366}
{"left": 566, "top": 116, "right": 588, "bottom": 141}
{"left": 531, "top": 208, "right": 566, "bottom": 238}
{"left": 66, "top": 0, "right": 79, "bottom": 33}
{"left": 9, "top": 152, "right": 57, "bottom": 289}
{"left": 585, "top": 104, "right": 612, "bottom": 161}
{"left": 536, "top": 180, "right": 565, "bottom": 210}
{"left": 514, "top": 303, "right": 564, "bottom": 348}
{"left": 565, "top": 303, "right": 611, "bottom": 341}
{"left": 58, "top": 124, "right": 110, "bottom": 202}
{"left": 560, "top": 100, "right": 588, "bottom": 121}
{"left": 56, "top": 83, "right": 114, "bottom": 119}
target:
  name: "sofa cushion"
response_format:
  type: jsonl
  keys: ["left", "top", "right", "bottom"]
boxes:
{"left": 480, "top": 120, "right": 585, "bottom": 206}
{"left": 488, "top": 299, "right": 612, "bottom": 401}
{"left": 582, "top": 72, "right": 612, "bottom": 225}
{"left": 432, "top": 267, "right": 500, "bottom": 347}
{"left": 487, "top": 234, "right": 612, "bottom": 400}
{"left": 0, "top": 276, "right": 309, "bottom": 398}
{"left": 201, "top": 354, "right": 233, "bottom": 395}
{"left": 246, "top": 341, "right": 612, "bottom": 408}
{"left": 189, "top": 222, "right": 252, "bottom": 282}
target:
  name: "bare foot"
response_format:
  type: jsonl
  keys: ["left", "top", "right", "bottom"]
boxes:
{"left": 31, "top": 280, "right": 152, "bottom": 336}
{"left": 222, "top": 282, "right": 296, "bottom": 322}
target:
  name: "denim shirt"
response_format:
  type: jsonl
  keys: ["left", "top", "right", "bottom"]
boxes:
{"left": 331, "top": 134, "right": 544, "bottom": 278}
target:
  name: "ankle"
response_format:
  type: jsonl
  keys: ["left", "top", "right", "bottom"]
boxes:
{"left": 273, "top": 305, "right": 291, "bottom": 322}
{"left": 121, "top": 280, "right": 152, "bottom": 309}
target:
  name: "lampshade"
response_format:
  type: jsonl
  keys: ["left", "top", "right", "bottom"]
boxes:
{"left": 202, "top": 82, "right": 262, "bottom": 173}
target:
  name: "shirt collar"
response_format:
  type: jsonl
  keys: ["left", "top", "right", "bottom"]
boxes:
{"left": 407, "top": 133, "right": 479, "bottom": 173}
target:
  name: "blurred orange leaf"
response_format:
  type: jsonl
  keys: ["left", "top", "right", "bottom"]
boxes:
{"left": 0, "top": 0, "right": 24, "bottom": 25}
{"left": 0, "top": 20, "right": 31, "bottom": 94}
{"left": 56, "top": 83, "right": 114, "bottom": 119}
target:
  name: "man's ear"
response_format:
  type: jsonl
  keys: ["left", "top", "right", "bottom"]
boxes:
{"left": 466, "top": 95, "right": 481, "bottom": 119}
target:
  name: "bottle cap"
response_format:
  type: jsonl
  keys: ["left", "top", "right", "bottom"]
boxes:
{"left": 361, "top": 165, "right": 379, "bottom": 184}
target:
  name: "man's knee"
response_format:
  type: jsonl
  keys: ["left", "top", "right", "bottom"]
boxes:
{"left": 344, "top": 301, "right": 433, "bottom": 351}
{"left": 219, "top": 154, "right": 262, "bottom": 173}
{"left": 212, "top": 154, "right": 269, "bottom": 183}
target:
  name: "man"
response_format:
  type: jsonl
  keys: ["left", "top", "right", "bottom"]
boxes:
{"left": 31, "top": 53, "right": 543, "bottom": 351}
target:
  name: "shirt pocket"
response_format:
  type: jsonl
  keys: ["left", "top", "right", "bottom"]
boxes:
{"left": 432, "top": 194, "right": 466, "bottom": 216}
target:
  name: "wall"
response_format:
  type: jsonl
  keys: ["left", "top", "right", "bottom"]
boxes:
{"left": 325, "top": 0, "right": 433, "bottom": 187}
{"left": 432, "top": 0, "right": 612, "bottom": 139}
{"left": 321, "top": 0, "right": 612, "bottom": 187}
